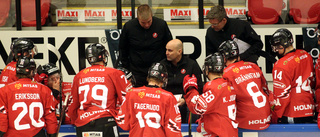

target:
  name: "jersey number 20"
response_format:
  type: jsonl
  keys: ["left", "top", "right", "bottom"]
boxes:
{"left": 13, "top": 102, "right": 44, "bottom": 130}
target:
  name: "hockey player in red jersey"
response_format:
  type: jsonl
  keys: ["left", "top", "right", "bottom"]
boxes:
{"left": 0, "top": 38, "right": 37, "bottom": 88}
{"left": 271, "top": 28, "right": 315, "bottom": 124}
{"left": 220, "top": 40, "right": 272, "bottom": 130}
{"left": 115, "top": 62, "right": 182, "bottom": 137}
{"left": 68, "top": 43, "right": 131, "bottom": 137}
{"left": 37, "top": 63, "right": 73, "bottom": 124}
{"left": 315, "top": 24, "right": 320, "bottom": 129}
{"left": 183, "top": 52, "right": 238, "bottom": 137}
{"left": 0, "top": 57, "right": 57, "bottom": 137}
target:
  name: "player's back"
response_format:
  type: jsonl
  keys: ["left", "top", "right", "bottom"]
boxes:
{"left": 0, "top": 61, "right": 18, "bottom": 88}
{"left": 223, "top": 61, "right": 270, "bottom": 130}
{"left": 122, "top": 86, "right": 181, "bottom": 137}
{"left": 0, "top": 78, "right": 57, "bottom": 137}
{"left": 273, "top": 49, "right": 314, "bottom": 118}
{"left": 201, "top": 78, "right": 238, "bottom": 137}
{"left": 70, "top": 65, "right": 129, "bottom": 127}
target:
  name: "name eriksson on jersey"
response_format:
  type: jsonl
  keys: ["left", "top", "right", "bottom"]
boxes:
{"left": 15, "top": 93, "right": 40, "bottom": 100}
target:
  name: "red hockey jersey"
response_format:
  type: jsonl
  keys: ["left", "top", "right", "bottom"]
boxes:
{"left": 0, "top": 61, "right": 18, "bottom": 88}
{"left": 68, "top": 65, "right": 131, "bottom": 127}
{"left": 223, "top": 61, "right": 271, "bottom": 130}
{"left": 54, "top": 82, "right": 73, "bottom": 124}
{"left": 0, "top": 78, "right": 57, "bottom": 137}
{"left": 315, "top": 54, "right": 320, "bottom": 113}
{"left": 273, "top": 49, "right": 315, "bottom": 118}
{"left": 184, "top": 78, "right": 238, "bottom": 137}
{"left": 116, "top": 86, "right": 182, "bottom": 137}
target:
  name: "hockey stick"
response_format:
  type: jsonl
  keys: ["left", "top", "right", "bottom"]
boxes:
{"left": 56, "top": 93, "right": 70, "bottom": 137}
{"left": 188, "top": 111, "right": 192, "bottom": 137}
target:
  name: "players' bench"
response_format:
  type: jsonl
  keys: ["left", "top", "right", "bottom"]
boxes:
{"left": 238, "top": 124, "right": 320, "bottom": 137}
{"left": 59, "top": 123, "right": 320, "bottom": 137}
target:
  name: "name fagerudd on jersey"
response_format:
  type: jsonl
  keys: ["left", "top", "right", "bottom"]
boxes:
{"left": 134, "top": 103, "right": 160, "bottom": 111}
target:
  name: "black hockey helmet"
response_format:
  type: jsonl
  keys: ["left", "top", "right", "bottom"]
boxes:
{"left": 16, "top": 57, "right": 36, "bottom": 75}
{"left": 38, "top": 63, "right": 60, "bottom": 76}
{"left": 117, "top": 67, "right": 136, "bottom": 86}
{"left": 218, "top": 40, "right": 239, "bottom": 59}
{"left": 269, "top": 28, "right": 293, "bottom": 52}
{"left": 85, "top": 43, "right": 109, "bottom": 65}
{"left": 147, "top": 62, "right": 168, "bottom": 87}
{"left": 204, "top": 52, "right": 225, "bottom": 73}
{"left": 10, "top": 38, "right": 37, "bottom": 59}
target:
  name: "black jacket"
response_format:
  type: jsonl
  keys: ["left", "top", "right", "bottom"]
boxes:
{"left": 160, "top": 55, "right": 203, "bottom": 95}
{"left": 119, "top": 17, "right": 172, "bottom": 86}
{"left": 205, "top": 17, "right": 263, "bottom": 63}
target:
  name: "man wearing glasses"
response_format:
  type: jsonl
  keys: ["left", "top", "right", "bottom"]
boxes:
{"left": 205, "top": 5, "right": 263, "bottom": 64}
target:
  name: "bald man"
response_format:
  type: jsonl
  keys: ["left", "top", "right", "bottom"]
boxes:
{"left": 160, "top": 39, "right": 203, "bottom": 123}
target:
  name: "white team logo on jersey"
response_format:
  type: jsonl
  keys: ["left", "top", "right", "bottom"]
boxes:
{"left": 1, "top": 76, "right": 8, "bottom": 82}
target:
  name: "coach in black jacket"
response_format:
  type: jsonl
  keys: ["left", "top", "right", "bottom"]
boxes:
{"left": 118, "top": 4, "right": 172, "bottom": 87}
{"left": 205, "top": 5, "right": 263, "bottom": 64}
{"left": 161, "top": 39, "right": 203, "bottom": 123}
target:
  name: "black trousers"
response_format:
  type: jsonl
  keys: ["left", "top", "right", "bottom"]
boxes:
{"left": 180, "top": 103, "right": 199, "bottom": 123}
{"left": 76, "top": 117, "right": 119, "bottom": 137}
{"left": 278, "top": 116, "right": 314, "bottom": 124}
{"left": 33, "top": 128, "right": 46, "bottom": 137}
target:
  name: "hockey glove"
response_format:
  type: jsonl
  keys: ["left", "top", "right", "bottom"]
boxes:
{"left": 183, "top": 74, "right": 198, "bottom": 94}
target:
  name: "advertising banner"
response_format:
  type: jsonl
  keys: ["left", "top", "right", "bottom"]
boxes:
{"left": 164, "top": 7, "right": 247, "bottom": 21}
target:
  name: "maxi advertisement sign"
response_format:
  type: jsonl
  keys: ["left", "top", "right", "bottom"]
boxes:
{"left": 0, "top": 27, "right": 317, "bottom": 83}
